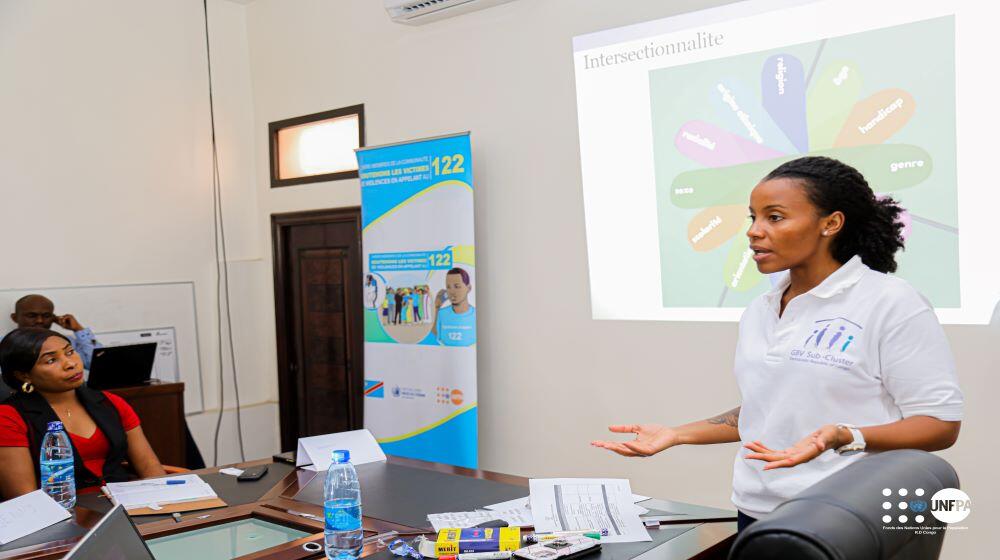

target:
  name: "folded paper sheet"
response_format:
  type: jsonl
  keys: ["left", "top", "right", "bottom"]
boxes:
{"left": 297, "top": 429, "right": 387, "bottom": 472}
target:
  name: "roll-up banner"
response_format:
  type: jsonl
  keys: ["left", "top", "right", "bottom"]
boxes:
{"left": 357, "top": 132, "right": 478, "bottom": 469}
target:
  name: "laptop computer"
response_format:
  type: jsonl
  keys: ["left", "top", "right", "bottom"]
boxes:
{"left": 64, "top": 504, "right": 155, "bottom": 560}
{"left": 87, "top": 342, "right": 158, "bottom": 390}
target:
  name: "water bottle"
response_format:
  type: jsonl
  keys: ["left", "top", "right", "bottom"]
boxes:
{"left": 40, "top": 421, "right": 76, "bottom": 509}
{"left": 324, "top": 449, "right": 363, "bottom": 560}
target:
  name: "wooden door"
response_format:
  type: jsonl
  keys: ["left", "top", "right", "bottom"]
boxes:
{"left": 272, "top": 208, "right": 363, "bottom": 451}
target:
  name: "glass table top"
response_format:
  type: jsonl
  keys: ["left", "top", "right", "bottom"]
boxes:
{"left": 146, "top": 518, "right": 311, "bottom": 559}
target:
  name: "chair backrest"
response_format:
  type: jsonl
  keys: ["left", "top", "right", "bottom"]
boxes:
{"left": 728, "top": 449, "right": 958, "bottom": 560}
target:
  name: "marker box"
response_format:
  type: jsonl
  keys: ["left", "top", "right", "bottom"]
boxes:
{"left": 436, "top": 527, "right": 521, "bottom": 555}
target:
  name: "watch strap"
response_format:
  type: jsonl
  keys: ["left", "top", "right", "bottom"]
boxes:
{"left": 835, "top": 423, "right": 865, "bottom": 455}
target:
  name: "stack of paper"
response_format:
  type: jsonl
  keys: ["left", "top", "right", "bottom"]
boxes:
{"left": 104, "top": 475, "right": 218, "bottom": 510}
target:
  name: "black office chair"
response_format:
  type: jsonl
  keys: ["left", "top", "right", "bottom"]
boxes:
{"left": 728, "top": 449, "right": 958, "bottom": 560}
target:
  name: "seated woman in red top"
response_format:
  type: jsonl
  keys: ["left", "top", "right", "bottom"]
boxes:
{"left": 0, "top": 328, "right": 166, "bottom": 499}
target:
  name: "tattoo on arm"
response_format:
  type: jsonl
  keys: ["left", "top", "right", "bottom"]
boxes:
{"left": 707, "top": 407, "right": 740, "bottom": 428}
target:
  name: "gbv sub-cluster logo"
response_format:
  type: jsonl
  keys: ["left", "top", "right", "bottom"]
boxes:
{"left": 880, "top": 487, "right": 970, "bottom": 527}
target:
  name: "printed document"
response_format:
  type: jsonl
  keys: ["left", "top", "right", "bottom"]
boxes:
{"left": 528, "top": 478, "right": 650, "bottom": 543}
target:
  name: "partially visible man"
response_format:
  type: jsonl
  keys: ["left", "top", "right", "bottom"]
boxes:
{"left": 9, "top": 295, "right": 101, "bottom": 369}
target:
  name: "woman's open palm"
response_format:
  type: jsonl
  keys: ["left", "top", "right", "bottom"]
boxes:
{"left": 743, "top": 425, "right": 840, "bottom": 470}
{"left": 591, "top": 423, "right": 679, "bottom": 457}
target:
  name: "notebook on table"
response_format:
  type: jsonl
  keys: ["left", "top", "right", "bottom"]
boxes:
{"left": 102, "top": 475, "right": 227, "bottom": 516}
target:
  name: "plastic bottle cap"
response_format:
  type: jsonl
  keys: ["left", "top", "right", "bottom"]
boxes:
{"left": 331, "top": 449, "right": 351, "bottom": 464}
{"left": 46, "top": 421, "right": 64, "bottom": 432}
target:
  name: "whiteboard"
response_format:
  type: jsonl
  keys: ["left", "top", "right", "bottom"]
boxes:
{"left": 0, "top": 282, "right": 204, "bottom": 413}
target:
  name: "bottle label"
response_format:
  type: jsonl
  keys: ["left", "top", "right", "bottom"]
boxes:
{"left": 40, "top": 458, "right": 74, "bottom": 486}
{"left": 324, "top": 500, "right": 362, "bottom": 532}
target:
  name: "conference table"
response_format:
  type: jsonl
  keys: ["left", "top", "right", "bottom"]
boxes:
{"left": 0, "top": 456, "right": 737, "bottom": 560}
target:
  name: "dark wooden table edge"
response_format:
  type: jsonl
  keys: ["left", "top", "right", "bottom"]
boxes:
{"left": 276, "top": 455, "right": 737, "bottom": 524}
{"left": 0, "top": 455, "right": 738, "bottom": 560}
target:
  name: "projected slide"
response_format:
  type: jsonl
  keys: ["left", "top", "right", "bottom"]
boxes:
{"left": 651, "top": 16, "right": 955, "bottom": 309}
{"left": 574, "top": 0, "right": 999, "bottom": 324}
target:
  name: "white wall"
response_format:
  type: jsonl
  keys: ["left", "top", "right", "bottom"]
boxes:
{"left": 0, "top": 0, "right": 279, "bottom": 466}
{"left": 242, "top": 1, "right": 997, "bottom": 558}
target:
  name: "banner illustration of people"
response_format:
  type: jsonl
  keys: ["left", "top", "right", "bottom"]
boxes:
{"left": 358, "top": 132, "right": 478, "bottom": 468}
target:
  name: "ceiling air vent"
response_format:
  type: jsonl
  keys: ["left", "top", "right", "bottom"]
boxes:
{"left": 384, "top": 0, "right": 516, "bottom": 25}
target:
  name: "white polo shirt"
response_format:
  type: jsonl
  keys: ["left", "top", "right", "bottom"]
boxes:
{"left": 732, "top": 255, "right": 964, "bottom": 517}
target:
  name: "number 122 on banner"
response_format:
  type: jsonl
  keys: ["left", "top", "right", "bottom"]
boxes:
{"left": 432, "top": 154, "right": 465, "bottom": 176}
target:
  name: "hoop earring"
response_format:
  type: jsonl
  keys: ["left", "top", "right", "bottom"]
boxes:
{"left": 21, "top": 381, "right": 34, "bottom": 394}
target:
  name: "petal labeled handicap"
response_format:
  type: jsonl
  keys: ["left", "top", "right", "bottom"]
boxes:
{"left": 834, "top": 89, "right": 915, "bottom": 147}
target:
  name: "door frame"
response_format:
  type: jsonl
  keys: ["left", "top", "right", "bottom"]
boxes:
{"left": 271, "top": 207, "right": 364, "bottom": 452}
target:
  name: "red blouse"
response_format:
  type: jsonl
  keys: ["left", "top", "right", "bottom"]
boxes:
{"left": 0, "top": 392, "right": 140, "bottom": 483}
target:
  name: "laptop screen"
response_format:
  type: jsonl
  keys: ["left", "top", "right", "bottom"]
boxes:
{"left": 64, "top": 505, "right": 154, "bottom": 560}
{"left": 87, "top": 342, "right": 158, "bottom": 389}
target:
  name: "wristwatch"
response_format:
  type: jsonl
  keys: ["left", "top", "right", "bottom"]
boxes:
{"left": 835, "top": 423, "right": 866, "bottom": 455}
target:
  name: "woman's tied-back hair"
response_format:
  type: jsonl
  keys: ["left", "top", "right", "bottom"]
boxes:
{"left": 763, "top": 156, "right": 905, "bottom": 273}
{"left": 0, "top": 328, "right": 71, "bottom": 390}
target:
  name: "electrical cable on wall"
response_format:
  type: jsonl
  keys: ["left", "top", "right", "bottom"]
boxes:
{"left": 202, "top": 0, "right": 246, "bottom": 465}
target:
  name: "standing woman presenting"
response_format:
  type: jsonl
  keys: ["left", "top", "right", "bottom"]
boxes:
{"left": 592, "top": 157, "right": 963, "bottom": 532}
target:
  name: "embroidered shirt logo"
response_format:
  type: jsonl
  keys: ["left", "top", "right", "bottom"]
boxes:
{"left": 790, "top": 317, "right": 863, "bottom": 370}
{"left": 803, "top": 317, "right": 863, "bottom": 352}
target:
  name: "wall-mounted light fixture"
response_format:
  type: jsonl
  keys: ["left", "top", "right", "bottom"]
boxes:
{"left": 269, "top": 104, "right": 365, "bottom": 188}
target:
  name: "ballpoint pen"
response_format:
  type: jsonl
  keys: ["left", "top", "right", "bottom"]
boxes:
{"left": 525, "top": 530, "right": 603, "bottom": 543}
{"left": 286, "top": 509, "right": 323, "bottom": 521}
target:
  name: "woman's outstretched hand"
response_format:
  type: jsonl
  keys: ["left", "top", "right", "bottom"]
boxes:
{"left": 591, "top": 424, "right": 679, "bottom": 457}
{"left": 743, "top": 424, "right": 843, "bottom": 470}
